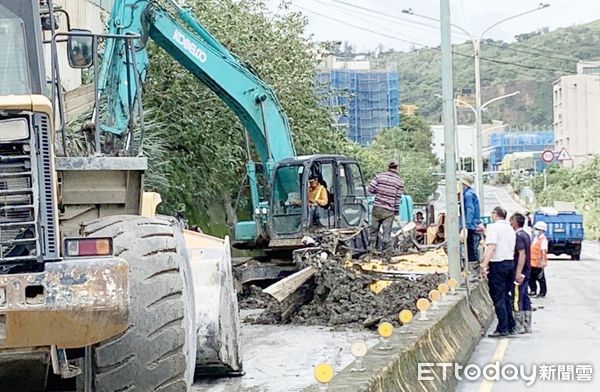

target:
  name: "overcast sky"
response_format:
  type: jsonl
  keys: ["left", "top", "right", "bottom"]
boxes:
{"left": 269, "top": 0, "right": 600, "bottom": 52}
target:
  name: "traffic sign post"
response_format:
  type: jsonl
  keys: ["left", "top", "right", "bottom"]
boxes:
{"left": 541, "top": 150, "right": 554, "bottom": 163}
{"left": 557, "top": 147, "right": 572, "bottom": 162}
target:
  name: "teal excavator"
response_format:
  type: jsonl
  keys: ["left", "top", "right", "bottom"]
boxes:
{"left": 90, "top": 0, "right": 374, "bottom": 287}
{"left": 95, "top": 0, "right": 372, "bottom": 249}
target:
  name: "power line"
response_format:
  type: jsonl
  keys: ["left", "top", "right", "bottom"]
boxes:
{"left": 294, "top": 4, "right": 575, "bottom": 75}
{"left": 480, "top": 55, "right": 574, "bottom": 74}
{"left": 329, "top": 0, "right": 470, "bottom": 39}
{"left": 306, "top": 0, "right": 436, "bottom": 47}
{"left": 485, "top": 41, "right": 580, "bottom": 63}
{"left": 329, "top": 0, "right": 583, "bottom": 65}
{"left": 452, "top": 50, "right": 574, "bottom": 74}
{"left": 292, "top": 4, "right": 432, "bottom": 48}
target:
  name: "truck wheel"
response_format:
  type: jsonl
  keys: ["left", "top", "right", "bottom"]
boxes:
{"left": 81, "top": 215, "right": 196, "bottom": 391}
{"left": 571, "top": 253, "right": 581, "bottom": 261}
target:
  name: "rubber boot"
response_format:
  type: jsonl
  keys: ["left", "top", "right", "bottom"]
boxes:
{"left": 512, "top": 311, "right": 525, "bottom": 334}
{"left": 523, "top": 310, "right": 533, "bottom": 333}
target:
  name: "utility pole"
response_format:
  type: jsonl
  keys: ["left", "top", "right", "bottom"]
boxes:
{"left": 439, "top": 0, "right": 460, "bottom": 283}
{"left": 403, "top": 4, "right": 549, "bottom": 214}
{"left": 473, "top": 39, "right": 484, "bottom": 210}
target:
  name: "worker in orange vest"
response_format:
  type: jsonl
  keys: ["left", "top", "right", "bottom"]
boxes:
{"left": 529, "top": 221, "right": 548, "bottom": 300}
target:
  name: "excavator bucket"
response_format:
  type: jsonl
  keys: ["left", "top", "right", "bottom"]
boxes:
{"left": 183, "top": 230, "right": 243, "bottom": 376}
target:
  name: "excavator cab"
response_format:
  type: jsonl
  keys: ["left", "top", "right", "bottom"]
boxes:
{"left": 234, "top": 155, "right": 371, "bottom": 286}
{"left": 267, "top": 155, "right": 369, "bottom": 249}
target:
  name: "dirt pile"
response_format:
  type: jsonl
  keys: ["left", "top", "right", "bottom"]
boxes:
{"left": 238, "top": 285, "right": 274, "bottom": 310}
{"left": 249, "top": 258, "right": 444, "bottom": 328}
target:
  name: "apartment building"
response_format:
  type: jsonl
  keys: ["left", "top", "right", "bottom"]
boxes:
{"left": 553, "top": 61, "right": 600, "bottom": 167}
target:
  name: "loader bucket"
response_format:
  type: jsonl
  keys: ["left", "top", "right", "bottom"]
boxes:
{"left": 183, "top": 230, "right": 243, "bottom": 376}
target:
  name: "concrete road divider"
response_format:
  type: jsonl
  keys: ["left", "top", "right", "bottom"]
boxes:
{"left": 305, "top": 281, "right": 493, "bottom": 392}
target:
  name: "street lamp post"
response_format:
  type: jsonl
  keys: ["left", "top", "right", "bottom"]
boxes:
{"left": 403, "top": 5, "right": 549, "bottom": 211}
{"left": 435, "top": 91, "right": 520, "bottom": 187}
{"left": 453, "top": 91, "right": 520, "bottom": 116}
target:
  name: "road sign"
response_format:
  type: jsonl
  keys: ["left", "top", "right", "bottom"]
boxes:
{"left": 557, "top": 147, "right": 572, "bottom": 161}
{"left": 541, "top": 150, "right": 554, "bottom": 163}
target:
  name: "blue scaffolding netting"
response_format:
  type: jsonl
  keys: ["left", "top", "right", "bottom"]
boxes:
{"left": 316, "top": 69, "right": 399, "bottom": 145}
{"left": 489, "top": 131, "right": 555, "bottom": 167}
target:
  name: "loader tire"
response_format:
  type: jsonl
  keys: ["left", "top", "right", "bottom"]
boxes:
{"left": 81, "top": 215, "right": 196, "bottom": 391}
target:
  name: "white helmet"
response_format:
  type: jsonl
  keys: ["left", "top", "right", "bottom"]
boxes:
{"left": 534, "top": 221, "right": 547, "bottom": 231}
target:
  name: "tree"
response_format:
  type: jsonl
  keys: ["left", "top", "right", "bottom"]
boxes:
{"left": 361, "top": 115, "right": 438, "bottom": 202}
{"left": 341, "top": 41, "right": 353, "bottom": 57}
{"left": 142, "top": 0, "right": 357, "bottom": 233}
{"left": 381, "top": 20, "right": 600, "bottom": 127}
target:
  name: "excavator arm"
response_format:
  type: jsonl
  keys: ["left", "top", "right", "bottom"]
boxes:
{"left": 98, "top": 0, "right": 296, "bottom": 213}
{"left": 95, "top": 0, "right": 376, "bottom": 251}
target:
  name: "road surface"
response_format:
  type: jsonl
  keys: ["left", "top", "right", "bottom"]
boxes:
{"left": 194, "top": 317, "right": 378, "bottom": 391}
{"left": 456, "top": 242, "right": 600, "bottom": 391}
{"left": 434, "top": 185, "right": 525, "bottom": 217}
{"left": 196, "top": 185, "right": 600, "bottom": 391}
{"left": 450, "top": 186, "right": 600, "bottom": 391}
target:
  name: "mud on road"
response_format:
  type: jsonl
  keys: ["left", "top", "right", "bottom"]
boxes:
{"left": 240, "top": 258, "right": 444, "bottom": 329}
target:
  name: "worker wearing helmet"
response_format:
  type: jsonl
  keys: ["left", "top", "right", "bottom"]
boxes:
{"left": 529, "top": 221, "right": 548, "bottom": 299}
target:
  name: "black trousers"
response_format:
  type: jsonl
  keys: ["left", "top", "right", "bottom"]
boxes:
{"left": 514, "top": 276, "right": 531, "bottom": 311}
{"left": 466, "top": 229, "right": 480, "bottom": 262}
{"left": 488, "top": 260, "right": 516, "bottom": 333}
{"left": 529, "top": 267, "right": 547, "bottom": 296}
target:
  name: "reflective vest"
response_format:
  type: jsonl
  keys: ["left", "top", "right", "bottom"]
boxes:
{"left": 530, "top": 234, "right": 547, "bottom": 268}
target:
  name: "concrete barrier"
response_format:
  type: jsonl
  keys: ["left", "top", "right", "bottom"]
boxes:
{"left": 305, "top": 281, "right": 494, "bottom": 392}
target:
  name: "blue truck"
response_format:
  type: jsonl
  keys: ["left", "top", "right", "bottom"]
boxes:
{"left": 533, "top": 207, "right": 584, "bottom": 260}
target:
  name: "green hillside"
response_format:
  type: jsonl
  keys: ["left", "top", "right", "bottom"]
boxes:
{"left": 376, "top": 20, "right": 600, "bottom": 128}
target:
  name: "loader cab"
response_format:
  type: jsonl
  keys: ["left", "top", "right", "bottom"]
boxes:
{"left": 266, "top": 155, "right": 369, "bottom": 249}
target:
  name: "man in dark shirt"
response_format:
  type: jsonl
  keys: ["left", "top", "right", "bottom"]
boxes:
{"left": 510, "top": 212, "right": 532, "bottom": 334}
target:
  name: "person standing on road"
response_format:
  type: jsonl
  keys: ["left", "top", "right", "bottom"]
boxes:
{"left": 367, "top": 160, "right": 404, "bottom": 253}
{"left": 529, "top": 221, "right": 549, "bottom": 297}
{"left": 480, "top": 206, "right": 516, "bottom": 338}
{"left": 460, "top": 174, "right": 482, "bottom": 264}
{"left": 510, "top": 212, "right": 532, "bottom": 334}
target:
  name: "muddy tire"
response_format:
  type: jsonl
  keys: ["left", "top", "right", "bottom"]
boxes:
{"left": 81, "top": 215, "right": 196, "bottom": 391}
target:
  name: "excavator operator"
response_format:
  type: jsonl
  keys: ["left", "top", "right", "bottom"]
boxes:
{"left": 308, "top": 174, "right": 329, "bottom": 226}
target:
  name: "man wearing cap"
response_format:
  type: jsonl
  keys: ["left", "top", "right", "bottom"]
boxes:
{"left": 460, "top": 174, "right": 482, "bottom": 264}
{"left": 529, "top": 221, "right": 548, "bottom": 298}
{"left": 367, "top": 161, "right": 404, "bottom": 252}
{"left": 480, "top": 206, "right": 516, "bottom": 337}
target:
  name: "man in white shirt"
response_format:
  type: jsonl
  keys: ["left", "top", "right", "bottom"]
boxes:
{"left": 480, "top": 206, "right": 517, "bottom": 337}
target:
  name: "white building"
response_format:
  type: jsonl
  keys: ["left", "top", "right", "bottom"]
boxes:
{"left": 39, "top": 1, "right": 111, "bottom": 121}
{"left": 319, "top": 54, "right": 372, "bottom": 71}
{"left": 432, "top": 122, "right": 508, "bottom": 164}
{"left": 431, "top": 125, "right": 475, "bottom": 162}
{"left": 42, "top": 0, "right": 109, "bottom": 92}
{"left": 553, "top": 61, "right": 600, "bottom": 167}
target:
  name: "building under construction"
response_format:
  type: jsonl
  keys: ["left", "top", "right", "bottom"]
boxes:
{"left": 316, "top": 56, "right": 399, "bottom": 145}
